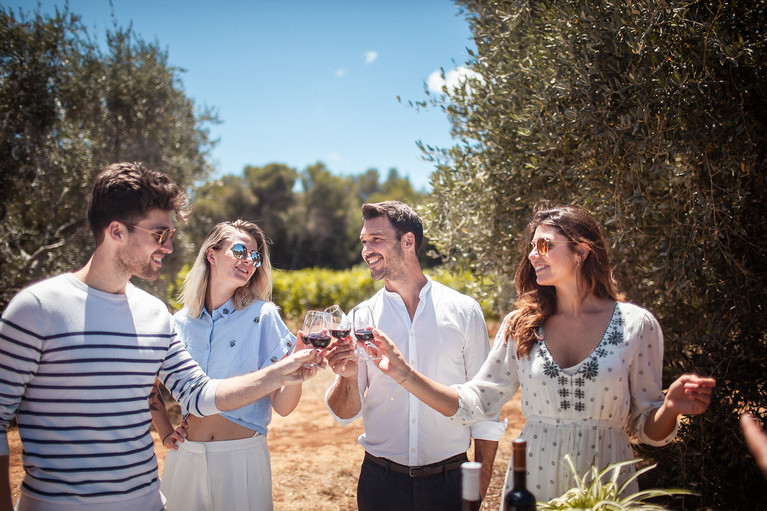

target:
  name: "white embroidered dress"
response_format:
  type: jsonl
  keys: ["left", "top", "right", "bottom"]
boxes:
{"left": 451, "top": 301, "right": 677, "bottom": 503}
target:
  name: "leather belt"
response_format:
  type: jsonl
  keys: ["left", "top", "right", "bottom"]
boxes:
{"left": 364, "top": 452, "right": 468, "bottom": 478}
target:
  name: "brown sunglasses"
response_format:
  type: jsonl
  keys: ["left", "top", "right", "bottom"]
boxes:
{"left": 125, "top": 223, "right": 176, "bottom": 245}
{"left": 529, "top": 238, "right": 572, "bottom": 256}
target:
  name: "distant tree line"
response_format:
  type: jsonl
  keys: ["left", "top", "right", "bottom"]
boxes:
{"left": 185, "top": 163, "right": 428, "bottom": 272}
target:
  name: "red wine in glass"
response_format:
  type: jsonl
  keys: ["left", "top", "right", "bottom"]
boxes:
{"left": 351, "top": 305, "right": 381, "bottom": 361}
{"left": 301, "top": 310, "right": 329, "bottom": 369}
{"left": 331, "top": 329, "right": 351, "bottom": 339}
{"left": 354, "top": 329, "right": 374, "bottom": 342}
{"left": 307, "top": 333, "right": 331, "bottom": 348}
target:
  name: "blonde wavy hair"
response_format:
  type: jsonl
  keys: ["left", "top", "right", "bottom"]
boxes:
{"left": 179, "top": 219, "right": 272, "bottom": 318}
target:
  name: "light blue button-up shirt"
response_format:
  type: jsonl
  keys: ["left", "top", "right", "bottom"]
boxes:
{"left": 174, "top": 299, "right": 295, "bottom": 435}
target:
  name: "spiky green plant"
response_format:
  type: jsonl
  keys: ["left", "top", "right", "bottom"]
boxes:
{"left": 538, "top": 456, "right": 694, "bottom": 511}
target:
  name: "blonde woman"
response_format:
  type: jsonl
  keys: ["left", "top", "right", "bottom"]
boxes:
{"left": 150, "top": 219, "right": 311, "bottom": 511}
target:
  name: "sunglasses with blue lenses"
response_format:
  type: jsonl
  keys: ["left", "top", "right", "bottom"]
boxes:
{"left": 231, "top": 243, "right": 263, "bottom": 268}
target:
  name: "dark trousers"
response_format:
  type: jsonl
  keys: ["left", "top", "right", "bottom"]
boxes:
{"left": 357, "top": 453, "right": 467, "bottom": 511}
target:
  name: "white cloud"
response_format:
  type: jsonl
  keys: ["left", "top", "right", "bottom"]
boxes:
{"left": 365, "top": 51, "right": 378, "bottom": 65}
{"left": 427, "top": 66, "right": 484, "bottom": 94}
{"left": 335, "top": 68, "right": 346, "bottom": 77}
{"left": 325, "top": 152, "right": 343, "bottom": 163}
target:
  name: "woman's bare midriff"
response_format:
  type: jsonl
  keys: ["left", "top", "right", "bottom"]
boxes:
{"left": 186, "top": 413, "right": 256, "bottom": 441}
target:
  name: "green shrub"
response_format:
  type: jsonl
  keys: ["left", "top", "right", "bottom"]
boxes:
{"left": 272, "top": 265, "right": 382, "bottom": 320}
{"left": 271, "top": 265, "right": 499, "bottom": 323}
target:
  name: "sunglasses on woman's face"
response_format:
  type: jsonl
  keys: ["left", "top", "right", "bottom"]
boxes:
{"left": 529, "top": 238, "right": 571, "bottom": 256}
{"left": 231, "top": 243, "right": 263, "bottom": 268}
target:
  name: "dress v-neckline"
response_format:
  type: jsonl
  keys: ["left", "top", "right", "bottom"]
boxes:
{"left": 540, "top": 302, "right": 618, "bottom": 374}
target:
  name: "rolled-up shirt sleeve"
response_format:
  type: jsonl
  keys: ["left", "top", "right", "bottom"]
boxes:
{"left": 452, "top": 314, "right": 519, "bottom": 430}
{"left": 628, "top": 310, "right": 677, "bottom": 446}
{"left": 463, "top": 304, "right": 507, "bottom": 441}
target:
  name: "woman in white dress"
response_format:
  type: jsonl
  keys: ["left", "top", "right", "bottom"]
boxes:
{"left": 366, "top": 204, "right": 716, "bottom": 503}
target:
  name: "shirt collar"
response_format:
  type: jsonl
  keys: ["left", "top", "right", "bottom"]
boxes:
{"left": 200, "top": 298, "right": 236, "bottom": 321}
{"left": 381, "top": 274, "right": 433, "bottom": 309}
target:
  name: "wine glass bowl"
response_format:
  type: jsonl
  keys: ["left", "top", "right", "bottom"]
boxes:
{"left": 325, "top": 305, "right": 351, "bottom": 341}
{"left": 302, "top": 310, "right": 330, "bottom": 367}
{"left": 351, "top": 305, "right": 381, "bottom": 361}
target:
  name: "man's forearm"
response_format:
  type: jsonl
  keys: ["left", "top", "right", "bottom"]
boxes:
{"left": 327, "top": 375, "right": 362, "bottom": 419}
{"left": 473, "top": 439, "right": 499, "bottom": 500}
{"left": 214, "top": 351, "right": 315, "bottom": 411}
{"left": 215, "top": 362, "right": 292, "bottom": 411}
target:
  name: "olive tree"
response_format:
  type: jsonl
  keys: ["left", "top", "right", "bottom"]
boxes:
{"left": 421, "top": 1, "right": 767, "bottom": 508}
{"left": 0, "top": 7, "right": 216, "bottom": 308}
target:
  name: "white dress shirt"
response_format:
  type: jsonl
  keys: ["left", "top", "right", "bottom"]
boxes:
{"left": 325, "top": 276, "right": 506, "bottom": 466}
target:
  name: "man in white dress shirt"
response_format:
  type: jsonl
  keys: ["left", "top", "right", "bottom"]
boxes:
{"left": 325, "top": 201, "right": 505, "bottom": 511}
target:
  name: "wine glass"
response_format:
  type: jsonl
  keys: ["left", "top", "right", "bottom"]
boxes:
{"left": 302, "top": 310, "right": 330, "bottom": 368}
{"left": 351, "top": 304, "right": 381, "bottom": 361}
{"left": 325, "top": 305, "right": 351, "bottom": 341}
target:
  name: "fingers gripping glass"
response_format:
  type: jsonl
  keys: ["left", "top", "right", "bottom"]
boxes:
{"left": 529, "top": 238, "right": 571, "bottom": 256}
{"left": 352, "top": 305, "right": 382, "bottom": 362}
{"left": 231, "top": 243, "right": 263, "bottom": 268}
{"left": 126, "top": 223, "right": 176, "bottom": 245}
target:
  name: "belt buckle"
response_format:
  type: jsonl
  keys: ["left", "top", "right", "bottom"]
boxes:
{"left": 408, "top": 466, "right": 420, "bottom": 477}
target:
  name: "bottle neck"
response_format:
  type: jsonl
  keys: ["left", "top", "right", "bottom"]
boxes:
{"left": 512, "top": 467, "right": 527, "bottom": 489}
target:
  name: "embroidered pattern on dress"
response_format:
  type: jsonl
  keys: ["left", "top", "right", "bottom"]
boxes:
{"left": 539, "top": 306, "right": 624, "bottom": 413}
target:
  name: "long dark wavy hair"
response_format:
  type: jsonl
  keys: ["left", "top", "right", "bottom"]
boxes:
{"left": 505, "top": 203, "right": 625, "bottom": 357}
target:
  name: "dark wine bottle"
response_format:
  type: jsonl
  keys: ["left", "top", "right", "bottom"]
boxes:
{"left": 503, "top": 438, "right": 536, "bottom": 511}
{"left": 461, "top": 461, "right": 482, "bottom": 511}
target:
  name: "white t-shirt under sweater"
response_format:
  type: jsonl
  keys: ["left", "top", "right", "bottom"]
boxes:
{"left": 0, "top": 273, "right": 220, "bottom": 511}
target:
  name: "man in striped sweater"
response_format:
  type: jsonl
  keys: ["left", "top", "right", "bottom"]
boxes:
{"left": 0, "top": 162, "right": 319, "bottom": 511}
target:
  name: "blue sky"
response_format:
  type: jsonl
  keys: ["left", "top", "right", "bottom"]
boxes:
{"left": 9, "top": 0, "right": 477, "bottom": 191}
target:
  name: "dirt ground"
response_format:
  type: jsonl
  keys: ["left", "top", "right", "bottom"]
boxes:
{"left": 6, "top": 369, "right": 523, "bottom": 510}
{"left": 7, "top": 323, "right": 525, "bottom": 510}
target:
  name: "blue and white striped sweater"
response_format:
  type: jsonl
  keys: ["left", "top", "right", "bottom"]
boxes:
{"left": 0, "top": 273, "right": 219, "bottom": 508}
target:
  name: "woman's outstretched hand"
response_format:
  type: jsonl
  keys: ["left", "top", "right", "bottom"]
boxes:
{"left": 369, "top": 328, "right": 413, "bottom": 384}
{"left": 665, "top": 373, "right": 716, "bottom": 416}
{"left": 368, "top": 327, "right": 460, "bottom": 417}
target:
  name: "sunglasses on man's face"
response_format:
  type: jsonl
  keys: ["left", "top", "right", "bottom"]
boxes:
{"left": 231, "top": 243, "right": 263, "bottom": 268}
{"left": 126, "top": 223, "right": 176, "bottom": 246}
{"left": 529, "top": 238, "right": 571, "bottom": 256}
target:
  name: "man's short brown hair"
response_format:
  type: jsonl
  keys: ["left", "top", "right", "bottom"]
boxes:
{"left": 87, "top": 162, "right": 187, "bottom": 243}
{"left": 361, "top": 200, "right": 424, "bottom": 255}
